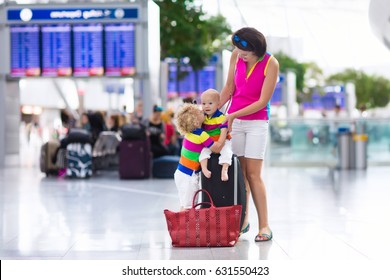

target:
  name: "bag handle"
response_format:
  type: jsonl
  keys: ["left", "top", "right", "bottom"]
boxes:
{"left": 223, "top": 95, "right": 232, "bottom": 115}
{"left": 193, "top": 202, "right": 212, "bottom": 209}
{"left": 192, "top": 189, "right": 215, "bottom": 208}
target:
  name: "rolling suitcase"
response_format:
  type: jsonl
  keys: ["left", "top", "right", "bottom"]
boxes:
{"left": 66, "top": 143, "right": 93, "bottom": 178}
{"left": 40, "top": 140, "right": 60, "bottom": 176}
{"left": 92, "top": 131, "right": 121, "bottom": 157}
{"left": 201, "top": 153, "right": 247, "bottom": 229}
{"left": 119, "top": 138, "right": 152, "bottom": 179}
{"left": 92, "top": 131, "right": 121, "bottom": 170}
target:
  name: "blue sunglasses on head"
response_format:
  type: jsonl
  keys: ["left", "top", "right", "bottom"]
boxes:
{"left": 233, "top": 35, "right": 248, "bottom": 47}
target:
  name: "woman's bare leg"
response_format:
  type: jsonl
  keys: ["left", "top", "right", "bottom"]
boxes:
{"left": 244, "top": 158, "right": 270, "bottom": 235}
{"left": 238, "top": 157, "right": 250, "bottom": 230}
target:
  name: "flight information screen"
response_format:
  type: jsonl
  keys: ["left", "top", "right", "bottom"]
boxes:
{"left": 41, "top": 24, "right": 72, "bottom": 77}
{"left": 73, "top": 23, "right": 104, "bottom": 77}
{"left": 104, "top": 23, "right": 136, "bottom": 76}
{"left": 197, "top": 66, "right": 216, "bottom": 93}
{"left": 9, "top": 22, "right": 137, "bottom": 77}
{"left": 10, "top": 25, "right": 41, "bottom": 77}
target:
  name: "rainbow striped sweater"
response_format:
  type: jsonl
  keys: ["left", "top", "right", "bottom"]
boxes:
{"left": 177, "top": 128, "right": 214, "bottom": 175}
{"left": 202, "top": 109, "right": 231, "bottom": 141}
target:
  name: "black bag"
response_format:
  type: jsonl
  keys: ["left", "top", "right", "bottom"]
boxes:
{"left": 67, "top": 128, "right": 93, "bottom": 144}
{"left": 121, "top": 123, "right": 146, "bottom": 140}
{"left": 152, "top": 155, "right": 180, "bottom": 178}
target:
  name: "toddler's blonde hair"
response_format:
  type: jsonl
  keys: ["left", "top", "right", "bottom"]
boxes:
{"left": 175, "top": 103, "right": 201, "bottom": 135}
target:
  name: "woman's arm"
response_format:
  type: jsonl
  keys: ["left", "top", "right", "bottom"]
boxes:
{"left": 219, "top": 49, "right": 238, "bottom": 109}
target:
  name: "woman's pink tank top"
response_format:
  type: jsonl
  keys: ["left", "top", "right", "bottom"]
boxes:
{"left": 228, "top": 52, "right": 273, "bottom": 120}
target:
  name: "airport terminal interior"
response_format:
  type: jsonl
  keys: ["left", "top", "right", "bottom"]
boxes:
{"left": 1, "top": 0, "right": 390, "bottom": 261}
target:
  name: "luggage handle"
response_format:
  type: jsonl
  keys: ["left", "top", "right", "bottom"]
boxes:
{"left": 233, "top": 155, "right": 238, "bottom": 205}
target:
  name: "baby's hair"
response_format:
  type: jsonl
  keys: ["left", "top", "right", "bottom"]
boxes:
{"left": 201, "top": 88, "right": 220, "bottom": 102}
{"left": 175, "top": 103, "right": 201, "bottom": 135}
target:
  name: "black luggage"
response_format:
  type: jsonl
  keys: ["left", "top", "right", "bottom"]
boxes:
{"left": 40, "top": 140, "right": 60, "bottom": 176}
{"left": 121, "top": 123, "right": 147, "bottom": 140}
{"left": 201, "top": 154, "right": 247, "bottom": 229}
{"left": 66, "top": 143, "right": 93, "bottom": 178}
{"left": 152, "top": 155, "right": 180, "bottom": 178}
{"left": 119, "top": 138, "right": 152, "bottom": 179}
{"left": 67, "top": 128, "right": 93, "bottom": 144}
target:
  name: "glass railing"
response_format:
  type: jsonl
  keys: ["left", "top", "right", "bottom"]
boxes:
{"left": 267, "top": 118, "right": 390, "bottom": 167}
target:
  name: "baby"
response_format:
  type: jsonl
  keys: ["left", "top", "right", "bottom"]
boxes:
{"left": 174, "top": 103, "right": 225, "bottom": 210}
{"left": 199, "top": 89, "right": 233, "bottom": 181}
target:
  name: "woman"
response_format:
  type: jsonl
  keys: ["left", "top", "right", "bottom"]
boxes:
{"left": 220, "top": 27, "right": 279, "bottom": 242}
{"left": 147, "top": 105, "right": 170, "bottom": 159}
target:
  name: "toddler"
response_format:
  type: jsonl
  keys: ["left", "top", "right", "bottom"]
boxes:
{"left": 199, "top": 89, "right": 233, "bottom": 181}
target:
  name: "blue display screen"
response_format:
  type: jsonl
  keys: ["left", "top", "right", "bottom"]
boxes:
{"left": 41, "top": 24, "right": 72, "bottom": 76}
{"left": 197, "top": 66, "right": 216, "bottom": 93}
{"left": 10, "top": 25, "right": 41, "bottom": 77}
{"left": 9, "top": 21, "right": 137, "bottom": 77}
{"left": 104, "top": 23, "right": 136, "bottom": 76}
{"left": 73, "top": 23, "right": 104, "bottom": 77}
{"left": 167, "top": 64, "right": 217, "bottom": 99}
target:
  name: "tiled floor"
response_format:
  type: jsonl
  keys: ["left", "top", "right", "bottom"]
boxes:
{"left": 1, "top": 165, "right": 389, "bottom": 260}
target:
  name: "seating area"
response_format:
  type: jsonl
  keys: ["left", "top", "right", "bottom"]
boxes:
{"left": 41, "top": 130, "right": 180, "bottom": 179}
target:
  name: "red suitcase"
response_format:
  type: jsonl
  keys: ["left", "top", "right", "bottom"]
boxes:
{"left": 119, "top": 139, "right": 152, "bottom": 179}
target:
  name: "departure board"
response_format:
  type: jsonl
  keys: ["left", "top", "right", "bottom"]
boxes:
{"left": 41, "top": 24, "right": 72, "bottom": 76}
{"left": 104, "top": 23, "right": 136, "bottom": 76}
{"left": 178, "top": 65, "right": 196, "bottom": 97}
{"left": 197, "top": 66, "right": 216, "bottom": 93}
{"left": 9, "top": 23, "right": 137, "bottom": 77}
{"left": 73, "top": 24, "right": 104, "bottom": 77}
{"left": 10, "top": 25, "right": 41, "bottom": 77}
{"left": 167, "top": 64, "right": 178, "bottom": 98}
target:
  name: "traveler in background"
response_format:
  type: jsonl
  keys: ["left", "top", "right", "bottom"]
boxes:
{"left": 130, "top": 100, "right": 144, "bottom": 124}
{"left": 88, "top": 111, "right": 107, "bottom": 145}
{"left": 161, "top": 109, "right": 180, "bottom": 156}
{"left": 107, "top": 114, "right": 120, "bottom": 132}
{"left": 60, "top": 109, "right": 76, "bottom": 134}
{"left": 219, "top": 27, "right": 279, "bottom": 241}
{"left": 147, "top": 105, "right": 170, "bottom": 159}
{"left": 81, "top": 113, "right": 91, "bottom": 131}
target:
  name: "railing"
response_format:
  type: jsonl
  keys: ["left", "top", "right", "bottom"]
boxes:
{"left": 267, "top": 117, "right": 390, "bottom": 167}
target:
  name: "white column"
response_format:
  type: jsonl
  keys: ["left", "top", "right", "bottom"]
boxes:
{"left": 284, "top": 70, "right": 297, "bottom": 118}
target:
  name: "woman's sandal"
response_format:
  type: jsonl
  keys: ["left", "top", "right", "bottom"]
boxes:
{"left": 254, "top": 231, "right": 273, "bottom": 242}
{"left": 239, "top": 223, "right": 250, "bottom": 237}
